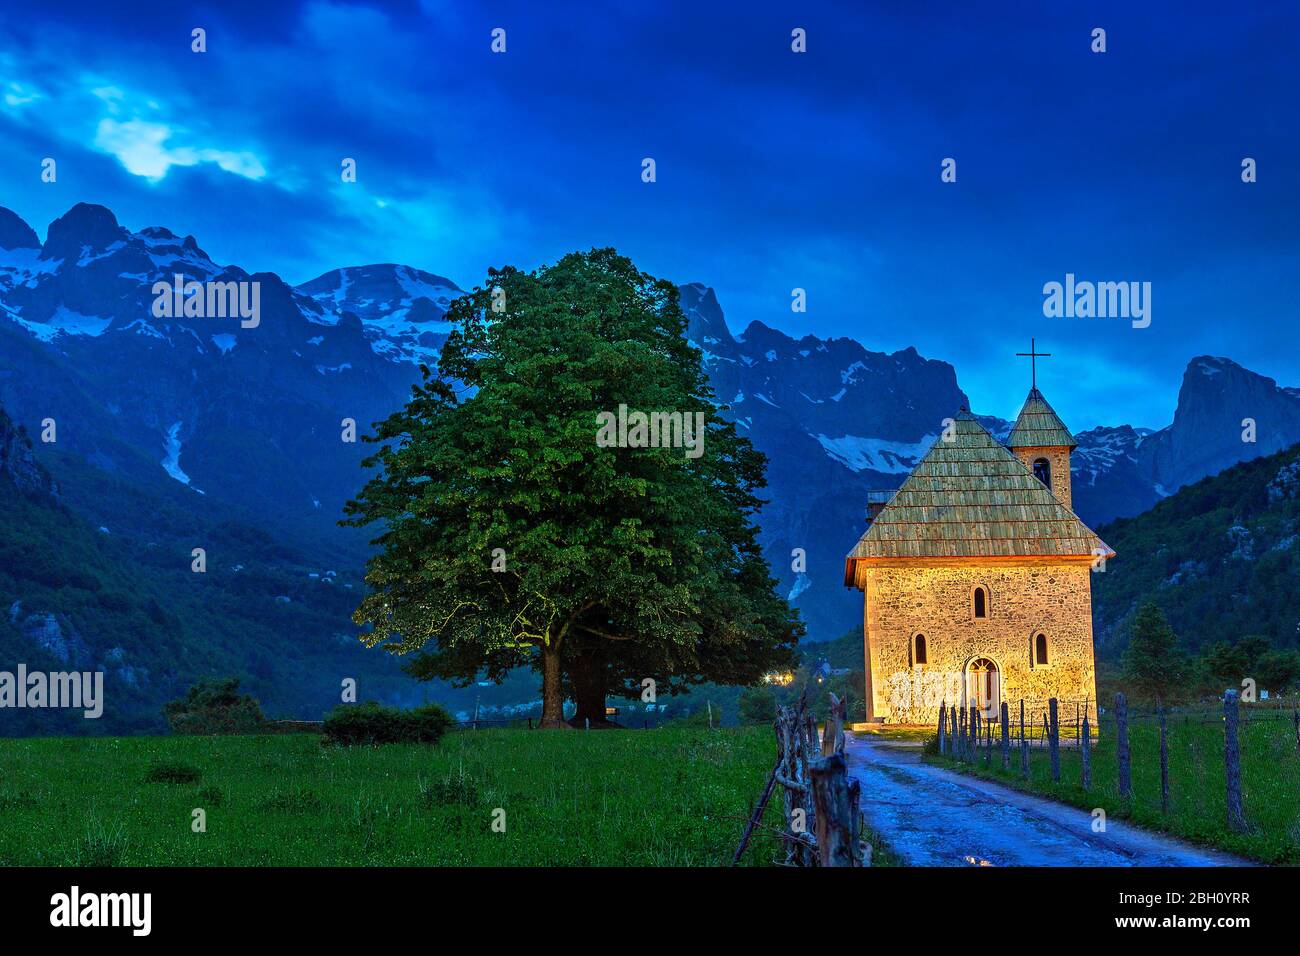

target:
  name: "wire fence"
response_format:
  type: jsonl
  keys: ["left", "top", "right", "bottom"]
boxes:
{"left": 937, "top": 691, "right": 1299, "bottom": 837}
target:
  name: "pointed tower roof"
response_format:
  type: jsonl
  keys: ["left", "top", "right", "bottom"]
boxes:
{"left": 1007, "top": 388, "right": 1076, "bottom": 450}
{"left": 844, "top": 412, "right": 1110, "bottom": 577}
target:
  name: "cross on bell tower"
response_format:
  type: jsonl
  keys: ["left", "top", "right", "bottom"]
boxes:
{"left": 1016, "top": 337, "right": 1052, "bottom": 390}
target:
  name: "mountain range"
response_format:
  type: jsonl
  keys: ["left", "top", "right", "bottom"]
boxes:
{"left": 3, "top": 202, "right": 1300, "bottom": 726}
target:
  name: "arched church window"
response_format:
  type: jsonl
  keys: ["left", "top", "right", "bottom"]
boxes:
{"left": 912, "top": 633, "right": 928, "bottom": 666}
{"left": 1033, "top": 457, "right": 1052, "bottom": 487}
{"left": 1035, "top": 632, "right": 1049, "bottom": 666}
{"left": 973, "top": 586, "right": 988, "bottom": 619}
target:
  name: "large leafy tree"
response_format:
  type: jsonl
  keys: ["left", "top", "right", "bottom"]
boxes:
{"left": 344, "top": 249, "right": 800, "bottom": 727}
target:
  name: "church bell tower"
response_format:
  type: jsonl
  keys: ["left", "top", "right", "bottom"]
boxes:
{"left": 1008, "top": 340, "right": 1076, "bottom": 509}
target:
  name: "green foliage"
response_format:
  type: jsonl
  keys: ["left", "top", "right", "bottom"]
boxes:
{"left": 932, "top": 706, "right": 1300, "bottom": 864}
{"left": 0, "top": 444, "right": 418, "bottom": 735}
{"left": 0, "top": 729, "right": 782, "bottom": 865}
{"left": 737, "top": 686, "right": 777, "bottom": 725}
{"left": 1094, "top": 443, "right": 1300, "bottom": 663}
{"left": 344, "top": 249, "right": 800, "bottom": 718}
{"left": 322, "top": 701, "right": 455, "bottom": 746}
{"left": 419, "top": 767, "right": 483, "bottom": 807}
{"left": 664, "top": 703, "right": 718, "bottom": 729}
{"left": 1253, "top": 649, "right": 1300, "bottom": 695}
{"left": 163, "top": 678, "right": 267, "bottom": 735}
{"left": 1120, "top": 602, "right": 1190, "bottom": 702}
{"left": 144, "top": 762, "right": 202, "bottom": 784}
{"left": 1198, "top": 641, "right": 1250, "bottom": 691}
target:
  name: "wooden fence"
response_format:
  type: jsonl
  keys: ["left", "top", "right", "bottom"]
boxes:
{"left": 732, "top": 690, "right": 870, "bottom": 867}
{"left": 936, "top": 691, "right": 1275, "bottom": 833}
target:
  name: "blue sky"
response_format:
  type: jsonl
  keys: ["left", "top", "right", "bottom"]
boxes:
{"left": 2, "top": 0, "right": 1297, "bottom": 430}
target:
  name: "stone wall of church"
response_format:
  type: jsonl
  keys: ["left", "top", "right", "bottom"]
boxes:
{"left": 861, "top": 561, "right": 1098, "bottom": 725}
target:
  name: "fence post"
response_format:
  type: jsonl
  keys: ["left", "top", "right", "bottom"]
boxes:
{"left": 1048, "top": 697, "right": 1060, "bottom": 783}
{"left": 1224, "top": 690, "right": 1246, "bottom": 833}
{"left": 1000, "top": 701, "right": 1010, "bottom": 772}
{"left": 957, "top": 706, "right": 966, "bottom": 759}
{"left": 1019, "top": 699, "right": 1028, "bottom": 780}
{"left": 1116, "top": 692, "right": 1131, "bottom": 799}
{"left": 1293, "top": 708, "right": 1299, "bottom": 753}
{"left": 810, "top": 753, "right": 859, "bottom": 866}
{"left": 1081, "top": 715, "right": 1091, "bottom": 790}
{"left": 938, "top": 701, "right": 947, "bottom": 756}
{"left": 1159, "top": 701, "right": 1169, "bottom": 814}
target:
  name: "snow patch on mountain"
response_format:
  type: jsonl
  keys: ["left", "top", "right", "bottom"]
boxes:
{"left": 813, "top": 433, "right": 938, "bottom": 474}
{"left": 294, "top": 263, "right": 463, "bottom": 365}
{"left": 10, "top": 306, "right": 113, "bottom": 342}
{"left": 161, "top": 422, "right": 200, "bottom": 492}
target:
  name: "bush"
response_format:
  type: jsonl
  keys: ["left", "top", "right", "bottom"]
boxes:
{"left": 163, "top": 677, "right": 266, "bottom": 735}
{"left": 322, "top": 701, "right": 455, "bottom": 746}
{"left": 738, "top": 686, "right": 777, "bottom": 725}
{"left": 145, "top": 762, "right": 202, "bottom": 784}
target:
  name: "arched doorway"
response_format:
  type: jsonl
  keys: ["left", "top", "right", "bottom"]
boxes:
{"left": 965, "top": 657, "right": 1001, "bottom": 718}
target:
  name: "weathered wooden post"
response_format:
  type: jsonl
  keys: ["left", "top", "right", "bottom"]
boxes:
{"left": 1158, "top": 701, "right": 1170, "bottom": 814}
{"left": 1019, "top": 699, "right": 1029, "bottom": 780}
{"left": 1081, "top": 715, "right": 1091, "bottom": 790}
{"left": 1224, "top": 690, "right": 1246, "bottom": 833}
{"left": 941, "top": 697, "right": 951, "bottom": 759}
{"left": 1293, "top": 708, "right": 1299, "bottom": 753}
{"left": 957, "top": 706, "right": 966, "bottom": 760}
{"left": 822, "top": 692, "right": 847, "bottom": 756}
{"left": 810, "top": 753, "right": 859, "bottom": 866}
{"left": 972, "top": 709, "right": 980, "bottom": 764}
{"left": 1048, "top": 697, "right": 1060, "bottom": 783}
{"left": 1000, "top": 701, "right": 1010, "bottom": 772}
{"left": 1116, "top": 692, "right": 1131, "bottom": 799}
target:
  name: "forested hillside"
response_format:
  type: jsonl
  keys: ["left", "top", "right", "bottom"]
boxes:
{"left": 1092, "top": 442, "right": 1300, "bottom": 658}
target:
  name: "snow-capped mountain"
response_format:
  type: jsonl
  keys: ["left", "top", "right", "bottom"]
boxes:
{"left": 3, "top": 203, "right": 1299, "bottom": 647}
{"left": 0, "top": 204, "right": 430, "bottom": 544}
{"left": 296, "top": 263, "right": 462, "bottom": 364}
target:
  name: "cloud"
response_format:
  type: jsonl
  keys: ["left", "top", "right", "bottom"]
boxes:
{"left": 93, "top": 118, "right": 267, "bottom": 183}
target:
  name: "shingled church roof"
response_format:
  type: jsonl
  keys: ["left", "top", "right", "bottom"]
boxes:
{"left": 844, "top": 411, "right": 1112, "bottom": 576}
{"left": 1006, "top": 388, "right": 1076, "bottom": 450}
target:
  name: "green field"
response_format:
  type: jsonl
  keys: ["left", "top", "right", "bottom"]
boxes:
{"left": 0, "top": 728, "right": 783, "bottom": 866}
{"left": 929, "top": 709, "right": 1300, "bottom": 864}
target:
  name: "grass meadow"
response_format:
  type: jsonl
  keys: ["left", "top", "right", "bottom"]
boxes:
{"left": 929, "top": 707, "right": 1300, "bottom": 864}
{"left": 0, "top": 727, "right": 782, "bottom": 866}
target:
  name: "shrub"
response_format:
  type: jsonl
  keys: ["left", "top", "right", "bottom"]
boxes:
{"left": 163, "top": 677, "right": 266, "bottom": 735}
{"left": 322, "top": 701, "right": 455, "bottom": 746}
{"left": 419, "top": 768, "right": 482, "bottom": 807}
{"left": 738, "top": 686, "right": 777, "bottom": 725}
{"left": 145, "top": 762, "right": 202, "bottom": 784}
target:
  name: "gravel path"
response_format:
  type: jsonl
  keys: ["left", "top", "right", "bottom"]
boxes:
{"left": 844, "top": 734, "right": 1250, "bottom": 867}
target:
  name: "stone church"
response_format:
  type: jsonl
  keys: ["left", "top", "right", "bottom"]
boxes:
{"left": 844, "top": 381, "right": 1114, "bottom": 724}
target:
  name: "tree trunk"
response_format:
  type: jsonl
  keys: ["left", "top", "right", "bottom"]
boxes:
{"left": 539, "top": 639, "right": 567, "bottom": 729}
{"left": 568, "top": 650, "right": 618, "bottom": 729}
